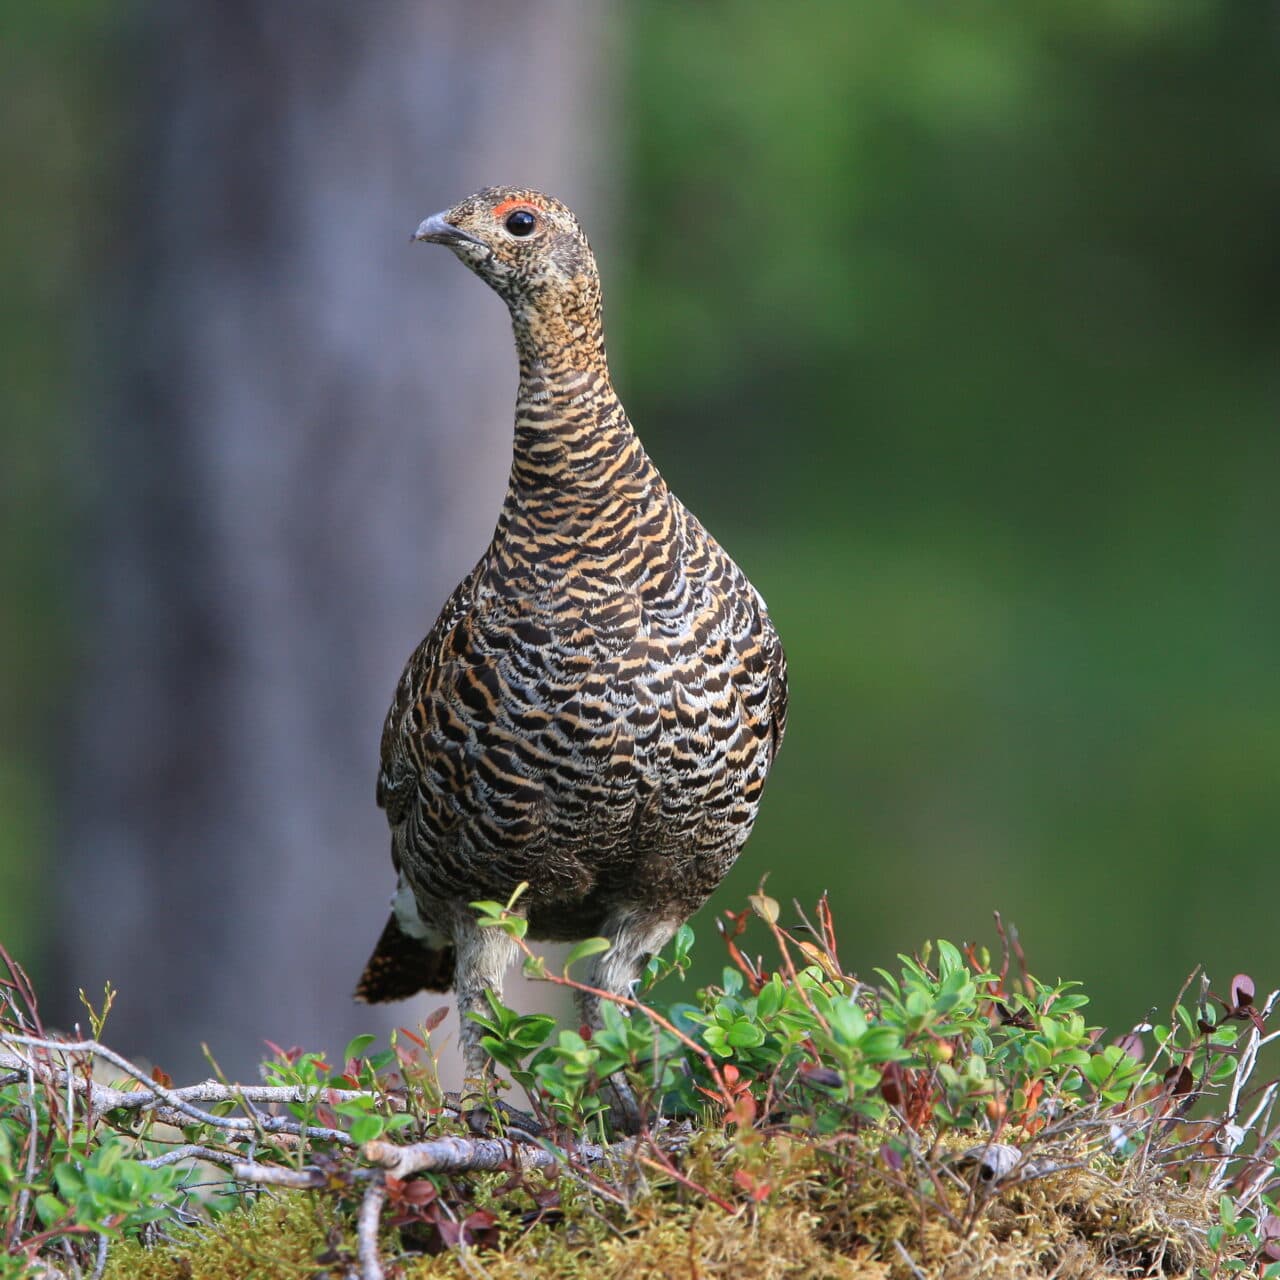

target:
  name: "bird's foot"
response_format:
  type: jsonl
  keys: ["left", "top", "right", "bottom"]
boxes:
{"left": 600, "top": 1072, "right": 644, "bottom": 1136}
{"left": 455, "top": 1081, "right": 541, "bottom": 1138}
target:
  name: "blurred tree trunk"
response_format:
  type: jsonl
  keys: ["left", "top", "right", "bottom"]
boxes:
{"left": 55, "top": 0, "right": 616, "bottom": 1080}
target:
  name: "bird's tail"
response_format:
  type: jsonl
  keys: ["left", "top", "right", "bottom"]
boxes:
{"left": 354, "top": 913, "right": 455, "bottom": 1003}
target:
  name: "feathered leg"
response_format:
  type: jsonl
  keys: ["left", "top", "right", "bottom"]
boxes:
{"left": 451, "top": 916, "right": 519, "bottom": 1130}
{"left": 582, "top": 911, "right": 679, "bottom": 1133}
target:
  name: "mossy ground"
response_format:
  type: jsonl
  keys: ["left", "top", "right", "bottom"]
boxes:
{"left": 103, "top": 1130, "right": 1227, "bottom": 1280}
{"left": 14, "top": 921, "right": 1273, "bottom": 1279}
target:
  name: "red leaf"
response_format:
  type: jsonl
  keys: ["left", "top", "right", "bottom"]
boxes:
{"left": 1163, "top": 1063, "right": 1193, "bottom": 1097}
{"left": 531, "top": 1185, "right": 561, "bottom": 1210}
{"left": 799, "top": 1064, "right": 843, "bottom": 1090}
{"left": 262, "top": 1039, "right": 303, "bottom": 1064}
{"left": 880, "top": 1064, "right": 903, "bottom": 1107}
{"left": 422, "top": 1005, "right": 449, "bottom": 1035}
{"left": 150, "top": 1065, "right": 174, "bottom": 1089}
{"left": 458, "top": 1208, "right": 500, "bottom": 1248}
{"left": 401, "top": 1179, "right": 439, "bottom": 1207}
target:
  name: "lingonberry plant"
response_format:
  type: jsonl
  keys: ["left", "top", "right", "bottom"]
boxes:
{"left": 3, "top": 900, "right": 1278, "bottom": 1279}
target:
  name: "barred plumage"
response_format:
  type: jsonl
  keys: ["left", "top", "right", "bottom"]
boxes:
{"left": 355, "top": 187, "right": 787, "bottom": 1091}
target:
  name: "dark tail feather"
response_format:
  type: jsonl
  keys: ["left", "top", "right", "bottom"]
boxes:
{"left": 354, "top": 914, "right": 455, "bottom": 1004}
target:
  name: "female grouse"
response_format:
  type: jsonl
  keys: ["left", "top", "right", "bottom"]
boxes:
{"left": 355, "top": 187, "right": 788, "bottom": 1091}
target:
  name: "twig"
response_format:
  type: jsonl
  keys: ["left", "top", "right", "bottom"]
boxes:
{"left": 138, "top": 1144, "right": 243, "bottom": 1171}
{"left": 0, "top": 1047, "right": 414, "bottom": 1114}
{"left": 229, "top": 1161, "right": 326, "bottom": 1188}
{"left": 357, "top": 1178, "right": 387, "bottom": 1280}
{"left": 894, "top": 1239, "right": 928, "bottom": 1280}
{"left": 90, "top": 1231, "right": 109, "bottom": 1280}
{"left": 0, "top": 1039, "right": 356, "bottom": 1145}
{"left": 1222, "top": 989, "right": 1280, "bottom": 1126}
{"left": 365, "top": 1132, "right": 616, "bottom": 1179}
{"left": 512, "top": 937, "right": 734, "bottom": 1100}
{"left": 13, "top": 1060, "right": 38, "bottom": 1249}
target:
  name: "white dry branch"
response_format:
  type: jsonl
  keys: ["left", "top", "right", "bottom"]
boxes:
{"left": 363, "top": 1129, "right": 656, "bottom": 1180}
{"left": 1207, "top": 986, "right": 1280, "bottom": 1201}
{"left": 0, "top": 1034, "right": 435, "bottom": 1144}
{"left": 0, "top": 1028, "right": 683, "bottom": 1280}
{"left": 357, "top": 1179, "right": 388, "bottom": 1280}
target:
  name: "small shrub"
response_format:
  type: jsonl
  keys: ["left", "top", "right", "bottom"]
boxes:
{"left": 2, "top": 901, "right": 1278, "bottom": 1279}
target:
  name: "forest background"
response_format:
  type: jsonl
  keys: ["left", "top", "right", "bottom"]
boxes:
{"left": 2, "top": 1, "right": 1276, "bottom": 1083}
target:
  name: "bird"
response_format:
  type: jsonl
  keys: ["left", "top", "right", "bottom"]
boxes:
{"left": 355, "top": 186, "right": 788, "bottom": 1111}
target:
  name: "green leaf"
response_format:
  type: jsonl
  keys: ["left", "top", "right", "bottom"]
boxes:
{"left": 564, "top": 937, "right": 613, "bottom": 971}
{"left": 349, "top": 1114, "right": 384, "bottom": 1144}
{"left": 343, "top": 1033, "right": 377, "bottom": 1064}
{"left": 936, "top": 939, "right": 964, "bottom": 977}
{"left": 725, "top": 1020, "right": 766, "bottom": 1049}
{"left": 35, "top": 1193, "right": 67, "bottom": 1227}
{"left": 1218, "top": 1194, "right": 1237, "bottom": 1228}
{"left": 756, "top": 978, "right": 784, "bottom": 1020}
{"left": 53, "top": 1164, "right": 84, "bottom": 1198}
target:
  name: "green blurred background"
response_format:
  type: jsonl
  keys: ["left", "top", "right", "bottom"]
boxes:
{"left": 2, "top": 1, "right": 1277, "bottom": 1057}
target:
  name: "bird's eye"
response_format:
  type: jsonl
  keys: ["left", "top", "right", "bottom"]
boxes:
{"left": 505, "top": 209, "right": 537, "bottom": 237}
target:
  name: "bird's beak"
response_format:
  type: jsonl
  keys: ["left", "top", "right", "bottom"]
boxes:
{"left": 413, "top": 211, "right": 487, "bottom": 249}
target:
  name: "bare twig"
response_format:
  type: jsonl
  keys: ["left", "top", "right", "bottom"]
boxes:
{"left": 90, "top": 1231, "right": 109, "bottom": 1280}
{"left": 894, "top": 1239, "right": 928, "bottom": 1280}
{"left": 365, "top": 1132, "right": 617, "bottom": 1179}
{"left": 138, "top": 1144, "right": 243, "bottom": 1171}
{"left": 13, "top": 1060, "right": 39, "bottom": 1249}
{"left": 228, "top": 1161, "right": 327, "bottom": 1188}
{"left": 357, "top": 1178, "right": 387, "bottom": 1280}
{"left": 0, "top": 1039, "right": 356, "bottom": 1145}
{"left": 0, "top": 1047, "right": 413, "bottom": 1115}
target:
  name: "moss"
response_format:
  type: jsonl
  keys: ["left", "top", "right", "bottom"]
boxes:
{"left": 102, "top": 1192, "right": 346, "bottom": 1280}
{"left": 101, "top": 1131, "right": 1228, "bottom": 1280}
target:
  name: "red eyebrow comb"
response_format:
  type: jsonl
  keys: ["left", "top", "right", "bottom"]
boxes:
{"left": 493, "top": 196, "right": 537, "bottom": 220}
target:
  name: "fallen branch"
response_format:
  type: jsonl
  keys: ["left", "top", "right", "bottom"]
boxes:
{"left": 364, "top": 1131, "right": 640, "bottom": 1179}
{"left": 365, "top": 1117, "right": 696, "bottom": 1181}
{"left": 230, "top": 1161, "right": 329, "bottom": 1189}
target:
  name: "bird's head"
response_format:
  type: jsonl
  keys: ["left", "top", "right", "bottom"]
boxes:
{"left": 414, "top": 187, "right": 599, "bottom": 321}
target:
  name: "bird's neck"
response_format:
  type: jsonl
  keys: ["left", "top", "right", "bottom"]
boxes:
{"left": 510, "top": 284, "right": 608, "bottom": 378}
{"left": 507, "top": 294, "right": 655, "bottom": 503}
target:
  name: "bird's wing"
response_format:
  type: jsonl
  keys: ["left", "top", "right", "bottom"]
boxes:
{"left": 376, "top": 566, "right": 483, "bottom": 827}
